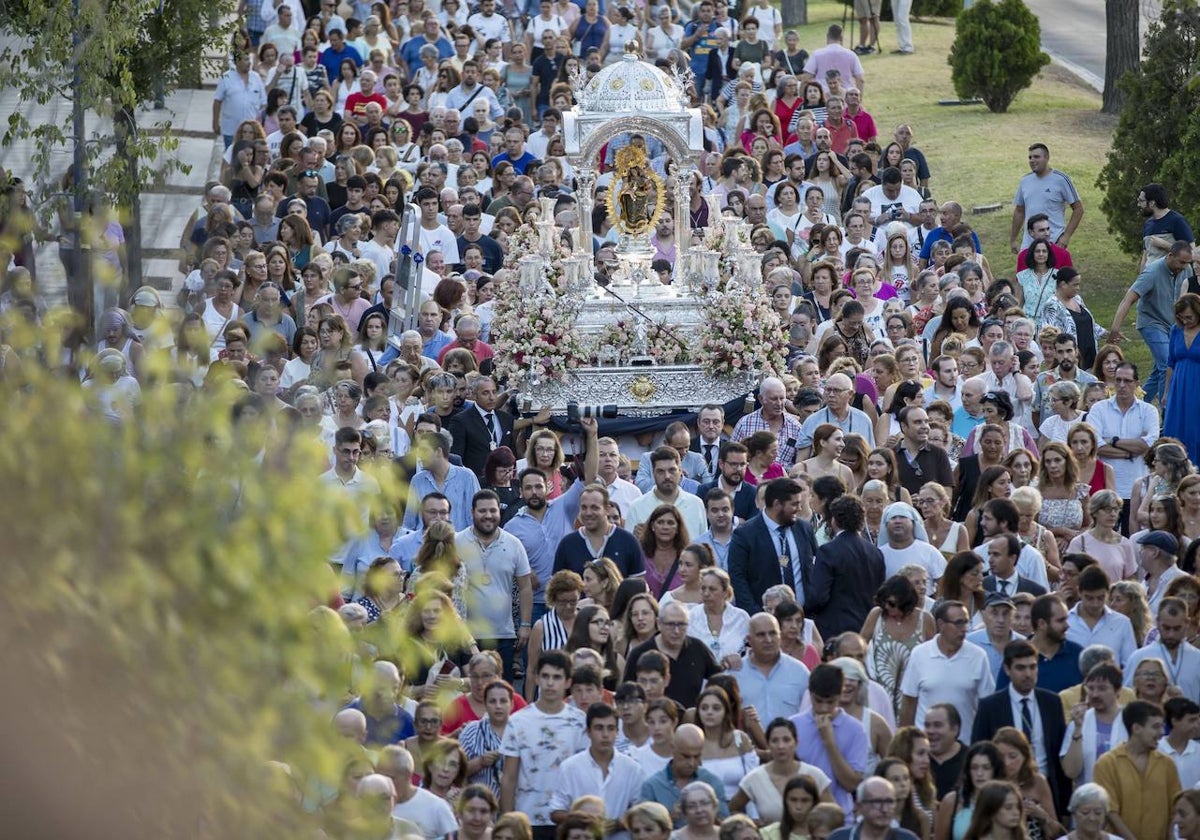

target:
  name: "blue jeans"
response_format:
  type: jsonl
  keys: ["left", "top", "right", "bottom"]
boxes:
{"left": 1139, "top": 324, "right": 1171, "bottom": 404}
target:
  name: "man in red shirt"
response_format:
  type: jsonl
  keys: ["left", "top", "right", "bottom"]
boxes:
{"left": 822, "top": 95, "right": 860, "bottom": 156}
{"left": 344, "top": 69, "right": 388, "bottom": 126}
{"left": 1015, "top": 213, "right": 1074, "bottom": 272}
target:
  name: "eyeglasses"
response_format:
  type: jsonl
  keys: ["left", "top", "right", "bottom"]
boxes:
{"left": 861, "top": 798, "right": 897, "bottom": 809}
{"left": 660, "top": 621, "right": 688, "bottom": 629}
{"left": 301, "top": 169, "right": 320, "bottom": 178}
{"left": 416, "top": 717, "right": 441, "bottom": 726}
{"left": 346, "top": 283, "right": 363, "bottom": 291}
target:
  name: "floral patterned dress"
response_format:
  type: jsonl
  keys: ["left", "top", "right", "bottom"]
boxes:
{"left": 867, "top": 615, "right": 928, "bottom": 717}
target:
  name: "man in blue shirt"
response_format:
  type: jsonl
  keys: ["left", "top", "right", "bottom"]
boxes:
{"left": 640, "top": 724, "right": 730, "bottom": 827}
{"left": 1138, "top": 182, "right": 1195, "bottom": 269}
{"left": 491, "top": 125, "right": 539, "bottom": 175}
{"left": 734, "top": 614, "right": 810, "bottom": 722}
{"left": 403, "top": 430, "right": 481, "bottom": 531}
{"left": 917, "top": 200, "right": 982, "bottom": 267}
{"left": 997, "top": 594, "right": 1082, "bottom": 694}
{"left": 681, "top": 0, "right": 719, "bottom": 82}
{"left": 400, "top": 17, "right": 454, "bottom": 76}
{"left": 319, "top": 29, "right": 363, "bottom": 86}
{"left": 342, "top": 661, "right": 416, "bottom": 746}
{"left": 504, "top": 419, "right": 598, "bottom": 623}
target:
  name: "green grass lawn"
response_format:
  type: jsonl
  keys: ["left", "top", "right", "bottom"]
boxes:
{"left": 786, "top": 2, "right": 1146, "bottom": 369}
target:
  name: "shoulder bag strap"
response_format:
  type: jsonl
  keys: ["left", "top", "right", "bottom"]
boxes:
{"left": 656, "top": 558, "right": 681, "bottom": 600}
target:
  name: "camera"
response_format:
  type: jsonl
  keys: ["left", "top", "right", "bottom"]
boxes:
{"left": 889, "top": 207, "right": 904, "bottom": 220}
{"left": 567, "top": 402, "right": 619, "bottom": 423}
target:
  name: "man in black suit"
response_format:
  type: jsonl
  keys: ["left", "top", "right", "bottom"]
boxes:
{"left": 983, "top": 533, "right": 1048, "bottom": 597}
{"left": 728, "top": 477, "right": 816, "bottom": 614}
{"left": 691, "top": 403, "right": 729, "bottom": 484}
{"left": 806, "top": 495, "right": 886, "bottom": 639}
{"left": 447, "top": 376, "right": 513, "bottom": 478}
{"left": 694, "top": 441, "right": 756, "bottom": 522}
{"left": 971, "top": 638, "right": 1073, "bottom": 816}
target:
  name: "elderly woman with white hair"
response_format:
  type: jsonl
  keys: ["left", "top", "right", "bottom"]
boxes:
{"left": 675, "top": 781, "right": 722, "bottom": 840}
{"left": 1063, "top": 782, "right": 1121, "bottom": 840}
{"left": 828, "top": 655, "right": 892, "bottom": 775}
{"left": 83, "top": 347, "right": 143, "bottom": 422}
{"left": 1037, "top": 379, "right": 1085, "bottom": 444}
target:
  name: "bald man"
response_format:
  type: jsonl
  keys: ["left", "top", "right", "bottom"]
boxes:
{"left": 342, "top": 661, "right": 415, "bottom": 747}
{"left": 379, "top": 746, "right": 459, "bottom": 839}
{"left": 355, "top": 774, "right": 424, "bottom": 839}
{"left": 734, "top": 613, "right": 811, "bottom": 720}
{"left": 639, "top": 724, "right": 731, "bottom": 827}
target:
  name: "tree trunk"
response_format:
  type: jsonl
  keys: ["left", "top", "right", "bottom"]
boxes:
{"left": 781, "top": 0, "right": 807, "bottom": 27}
{"left": 1103, "top": 0, "right": 1140, "bottom": 114}
{"left": 115, "top": 104, "right": 143, "bottom": 299}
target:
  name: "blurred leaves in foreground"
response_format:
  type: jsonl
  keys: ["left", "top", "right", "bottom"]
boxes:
{"left": 0, "top": 312, "right": 405, "bottom": 838}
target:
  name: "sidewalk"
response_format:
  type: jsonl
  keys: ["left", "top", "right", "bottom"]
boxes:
{"left": 0, "top": 37, "right": 224, "bottom": 308}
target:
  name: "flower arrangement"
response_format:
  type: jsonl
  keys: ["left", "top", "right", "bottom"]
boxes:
{"left": 491, "top": 225, "right": 589, "bottom": 386}
{"left": 589, "top": 319, "right": 691, "bottom": 365}
{"left": 695, "top": 284, "right": 786, "bottom": 378}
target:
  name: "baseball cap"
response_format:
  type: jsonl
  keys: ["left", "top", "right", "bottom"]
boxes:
{"left": 984, "top": 592, "right": 1015, "bottom": 610}
{"left": 1137, "top": 530, "right": 1179, "bottom": 556}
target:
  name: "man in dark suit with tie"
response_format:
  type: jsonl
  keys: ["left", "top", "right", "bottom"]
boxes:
{"left": 982, "top": 534, "right": 1048, "bottom": 597}
{"left": 694, "top": 442, "right": 756, "bottom": 522}
{"left": 728, "top": 477, "right": 816, "bottom": 614}
{"left": 447, "top": 376, "right": 513, "bottom": 478}
{"left": 806, "top": 495, "right": 886, "bottom": 638}
{"left": 692, "top": 403, "right": 729, "bottom": 484}
{"left": 971, "top": 638, "right": 1073, "bottom": 816}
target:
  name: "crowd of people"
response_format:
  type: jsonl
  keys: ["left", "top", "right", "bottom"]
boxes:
{"left": 6, "top": 0, "right": 1200, "bottom": 838}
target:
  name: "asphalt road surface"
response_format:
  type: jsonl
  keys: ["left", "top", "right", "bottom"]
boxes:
{"left": 1022, "top": 0, "right": 1162, "bottom": 89}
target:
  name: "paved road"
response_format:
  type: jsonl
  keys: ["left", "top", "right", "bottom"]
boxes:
{"left": 1023, "top": 0, "right": 1162, "bottom": 90}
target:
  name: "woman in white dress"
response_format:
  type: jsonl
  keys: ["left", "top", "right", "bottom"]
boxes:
{"left": 645, "top": 6, "right": 683, "bottom": 60}
{"left": 697, "top": 684, "right": 759, "bottom": 803}
{"left": 729, "top": 718, "right": 833, "bottom": 824}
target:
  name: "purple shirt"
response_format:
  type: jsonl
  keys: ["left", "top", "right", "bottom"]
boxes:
{"left": 790, "top": 709, "right": 868, "bottom": 815}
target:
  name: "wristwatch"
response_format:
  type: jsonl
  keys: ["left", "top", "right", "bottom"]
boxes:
{"left": 1110, "top": 436, "right": 1119, "bottom": 448}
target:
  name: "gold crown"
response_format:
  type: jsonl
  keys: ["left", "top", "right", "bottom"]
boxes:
{"left": 614, "top": 144, "right": 648, "bottom": 172}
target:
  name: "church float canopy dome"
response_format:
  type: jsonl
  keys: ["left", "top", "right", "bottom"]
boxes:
{"left": 577, "top": 42, "right": 689, "bottom": 114}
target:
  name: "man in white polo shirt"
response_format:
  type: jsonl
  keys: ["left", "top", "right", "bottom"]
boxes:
{"left": 899, "top": 600, "right": 994, "bottom": 737}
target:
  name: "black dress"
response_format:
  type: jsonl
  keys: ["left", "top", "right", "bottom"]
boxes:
{"left": 952, "top": 454, "right": 982, "bottom": 523}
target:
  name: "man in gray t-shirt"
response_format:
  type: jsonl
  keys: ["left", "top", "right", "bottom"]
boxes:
{"left": 456, "top": 489, "right": 532, "bottom": 681}
{"left": 1111, "top": 241, "right": 1196, "bottom": 404}
{"left": 1009, "top": 142, "right": 1084, "bottom": 251}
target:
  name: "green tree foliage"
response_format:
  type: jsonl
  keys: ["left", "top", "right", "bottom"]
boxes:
{"left": 0, "top": 318, "right": 410, "bottom": 836}
{"left": 947, "top": 0, "right": 1049, "bottom": 113}
{"left": 0, "top": 0, "right": 231, "bottom": 241}
{"left": 1097, "top": 0, "right": 1200, "bottom": 255}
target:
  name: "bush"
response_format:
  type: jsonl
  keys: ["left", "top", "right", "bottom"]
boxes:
{"left": 947, "top": 0, "right": 1049, "bottom": 113}
{"left": 1097, "top": 0, "right": 1200, "bottom": 255}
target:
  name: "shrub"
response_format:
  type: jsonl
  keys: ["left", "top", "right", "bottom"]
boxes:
{"left": 947, "top": 0, "right": 1049, "bottom": 113}
{"left": 1097, "top": 0, "right": 1200, "bottom": 255}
